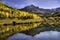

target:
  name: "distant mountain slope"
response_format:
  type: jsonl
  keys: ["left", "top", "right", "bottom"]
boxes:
{"left": 20, "top": 5, "right": 60, "bottom": 16}
{"left": 51, "top": 11, "right": 60, "bottom": 17}
{"left": 20, "top": 5, "right": 53, "bottom": 15}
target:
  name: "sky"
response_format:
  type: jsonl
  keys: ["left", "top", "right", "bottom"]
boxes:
{"left": 7, "top": 31, "right": 60, "bottom": 40}
{"left": 0, "top": 0, "right": 60, "bottom": 9}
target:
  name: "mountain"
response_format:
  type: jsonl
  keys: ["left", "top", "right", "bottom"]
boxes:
{"left": 55, "top": 7, "right": 60, "bottom": 12}
{"left": 20, "top": 5, "right": 53, "bottom": 15}
{"left": 20, "top": 5, "right": 60, "bottom": 16}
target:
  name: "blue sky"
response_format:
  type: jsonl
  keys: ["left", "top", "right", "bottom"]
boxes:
{"left": 0, "top": 0, "right": 60, "bottom": 9}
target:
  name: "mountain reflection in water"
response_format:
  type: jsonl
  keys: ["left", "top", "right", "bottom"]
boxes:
{"left": 7, "top": 31, "right": 60, "bottom": 40}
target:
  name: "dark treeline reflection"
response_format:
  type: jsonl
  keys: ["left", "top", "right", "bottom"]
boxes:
{"left": 7, "top": 31, "right": 60, "bottom": 40}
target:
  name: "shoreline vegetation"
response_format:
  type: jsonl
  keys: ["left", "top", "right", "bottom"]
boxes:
{"left": 0, "top": 2, "right": 43, "bottom": 39}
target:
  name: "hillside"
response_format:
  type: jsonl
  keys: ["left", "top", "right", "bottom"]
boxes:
{"left": 20, "top": 5, "right": 53, "bottom": 16}
{"left": 20, "top": 5, "right": 60, "bottom": 16}
{"left": 0, "top": 2, "right": 42, "bottom": 19}
{"left": 0, "top": 2, "right": 43, "bottom": 39}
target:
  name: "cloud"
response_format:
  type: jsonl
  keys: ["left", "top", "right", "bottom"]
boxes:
{"left": 7, "top": 31, "right": 60, "bottom": 40}
{"left": 0, "top": 0, "right": 60, "bottom": 9}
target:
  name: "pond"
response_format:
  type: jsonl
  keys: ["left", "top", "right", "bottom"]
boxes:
{"left": 7, "top": 31, "right": 60, "bottom": 40}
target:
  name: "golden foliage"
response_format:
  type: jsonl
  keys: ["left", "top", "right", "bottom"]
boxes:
{"left": 0, "top": 2, "right": 43, "bottom": 39}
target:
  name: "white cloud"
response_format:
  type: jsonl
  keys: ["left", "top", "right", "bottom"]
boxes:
{"left": 0, "top": 0, "right": 60, "bottom": 9}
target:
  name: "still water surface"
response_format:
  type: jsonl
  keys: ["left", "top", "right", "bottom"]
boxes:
{"left": 7, "top": 31, "right": 60, "bottom": 40}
